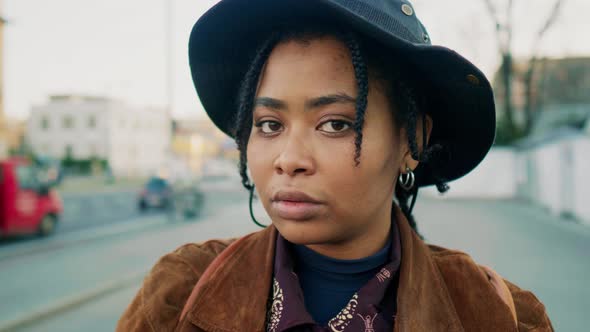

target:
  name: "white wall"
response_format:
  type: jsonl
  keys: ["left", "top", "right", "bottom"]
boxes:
{"left": 27, "top": 99, "right": 110, "bottom": 160}
{"left": 422, "top": 137, "right": 590, "bottom": 225}
{"left": 423, "top": 148, "right": 517, "bottom": 199}
{"left": 517, "top": 135, "right": 590, "bottom": 225}
{"left": 572, "top": 139, "right": 590, "bottom": 225}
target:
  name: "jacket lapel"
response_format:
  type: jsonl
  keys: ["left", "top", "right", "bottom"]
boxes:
{"left": 183, "top": 225, "right": 277, "bottom": 332}
{"left": 394, "top": 205, "right": 464, "bottom": 332}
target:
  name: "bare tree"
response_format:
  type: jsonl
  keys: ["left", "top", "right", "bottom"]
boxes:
{"left": 523, "top": 0, "right": 565, "bottom": 133}
{"left": 482, "top": 0, "right": 565, "bottom": 137}
{"left": 482, "top": 0, "right": 516, "bottom": 133}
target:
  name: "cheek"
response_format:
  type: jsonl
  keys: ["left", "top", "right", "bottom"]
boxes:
{"left": 246, "top": 136, "right": 278, "bottom": 195}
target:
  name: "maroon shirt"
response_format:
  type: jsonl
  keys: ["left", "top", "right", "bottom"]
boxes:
{"left": 266, "top": 220, "right": 402, "bottom": 332}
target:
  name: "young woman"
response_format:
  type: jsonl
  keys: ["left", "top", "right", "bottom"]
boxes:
{"left": 118, "top": 1, "right": 552, "bottom": 331}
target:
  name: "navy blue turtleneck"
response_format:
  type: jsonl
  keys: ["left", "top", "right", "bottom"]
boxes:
{"left": 292, "top": 239, "right": 391, "bottom": 326}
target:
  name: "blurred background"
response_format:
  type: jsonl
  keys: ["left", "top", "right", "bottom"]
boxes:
{"left": 0, "top": 0, "right": 588, "bottom": 331}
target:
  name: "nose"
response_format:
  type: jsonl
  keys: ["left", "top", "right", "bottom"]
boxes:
{"left": 273, "top": 132, "right": 316, "bottom": 177}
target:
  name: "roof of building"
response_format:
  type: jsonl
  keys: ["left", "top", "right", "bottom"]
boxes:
{"left": 49, "top": 95, "right": 112, "bottom": 103}
{"left": 493, "top": 56, "right": 590, "bottom": 109}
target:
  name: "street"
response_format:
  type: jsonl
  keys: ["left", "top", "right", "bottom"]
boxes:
{"left": 0, "top": 181, "right": 588, "bottom": 332}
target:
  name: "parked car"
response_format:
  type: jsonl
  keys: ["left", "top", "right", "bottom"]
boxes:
{"left": 0, "top": 157, "right": 63, "bottom": 237}
{"left": 138, "top": 177, "right": 173, "bottom": 212}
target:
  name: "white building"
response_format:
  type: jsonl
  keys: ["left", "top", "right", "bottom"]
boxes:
{"left": 27, "top": 95, "right": 171, "bottom": 177}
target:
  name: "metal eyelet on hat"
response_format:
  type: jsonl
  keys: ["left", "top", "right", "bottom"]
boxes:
{"left": 423, "top": 33, "right": 430, "bottom": 43}
{"left": 466, "top": 74, "right": 480, "bottom": 85}
{"left": 401, "top": 4, "right": 414, "bottom": 16}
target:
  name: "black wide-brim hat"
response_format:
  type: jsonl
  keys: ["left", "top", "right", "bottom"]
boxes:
{"left": 188, "top": 0, "right": 496, "bottom": 187}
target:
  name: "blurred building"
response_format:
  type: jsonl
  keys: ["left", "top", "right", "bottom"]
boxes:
{"left": 448, "top": 57, "right": 590, "bottom": 224}
{"left": 26, "top": 95, "right": 171, "bottom": 177}
{"left": 0, "top": 118, "right": 26, "bottom": 158}
{"left": 504, "top": 57, "right": 590, "bottom": 224}
{"left": 493, "top": 56, "right": 590, "bottom": 127}
{"left": 171, "top": 117, "right": 237, "bottom": 175}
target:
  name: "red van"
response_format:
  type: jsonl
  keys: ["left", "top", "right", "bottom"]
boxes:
{"left": 0, "top": 157, "right": 63, "bottom": 237}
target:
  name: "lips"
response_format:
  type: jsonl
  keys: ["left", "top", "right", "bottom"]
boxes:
{"left": 272, "top": 190, "right": 321, "bottom": 204}
{"left": 271, "top": 190, "right": 323, "bottom": 221}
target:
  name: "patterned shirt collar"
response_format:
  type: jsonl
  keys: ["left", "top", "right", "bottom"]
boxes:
{"left": 267, "top": 219, "right": 402, "bottom": 332}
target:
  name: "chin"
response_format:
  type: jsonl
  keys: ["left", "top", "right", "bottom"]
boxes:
{"left": 273, "top": 219, "right": 339, "bottom": 245}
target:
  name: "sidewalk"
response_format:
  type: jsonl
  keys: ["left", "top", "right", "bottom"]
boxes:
{"left": 415, "top": 197, "right": 589, "bottom": 332}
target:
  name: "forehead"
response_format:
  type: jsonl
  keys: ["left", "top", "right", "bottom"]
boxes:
{"left": 258, "top": 37, "right": 356, "bottom": 95}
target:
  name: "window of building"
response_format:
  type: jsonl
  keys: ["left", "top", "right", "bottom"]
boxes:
{"left": 88, "top": 116, "right": 97, "bottom": 129}
{"left": 63, "top": 116, "right": 74, "bottom": 129}
{"left": 41, "top": 116, "right": 50, "bottom": 130}
{"left": 65, "top": 145, "right": 74, "bottom": 159}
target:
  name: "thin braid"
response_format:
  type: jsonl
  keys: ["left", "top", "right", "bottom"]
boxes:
{"left": 234, "top": 33, "right": 280, "bottom": 191}
{"left": 343, "top": 33, "right": 369, "bottom": 166}
{"left": 398, "top": 80, "right": 421, "bottom": 162}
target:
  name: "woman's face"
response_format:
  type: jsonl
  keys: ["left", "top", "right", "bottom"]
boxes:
{"left": 247, "top": 37, "right": 417, "bottom": 258}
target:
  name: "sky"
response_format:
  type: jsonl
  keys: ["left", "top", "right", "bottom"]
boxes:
{"left": 2, "top": 0, "right": 589, "bottom": 121}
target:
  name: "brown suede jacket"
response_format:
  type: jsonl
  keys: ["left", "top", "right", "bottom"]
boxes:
{"left": 117, "top": 206, "right": 553, "bottom": 332}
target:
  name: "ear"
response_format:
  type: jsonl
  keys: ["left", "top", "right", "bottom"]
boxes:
{"left": 400, "top": 114, "right": 433, "bottom": 173}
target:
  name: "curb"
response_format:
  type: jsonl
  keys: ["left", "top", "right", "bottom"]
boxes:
{"left": 0, "top": 271, "right": 145, "bottom": 332}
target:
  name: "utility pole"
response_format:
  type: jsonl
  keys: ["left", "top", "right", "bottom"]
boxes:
{"left": 0, "top": 0, "right": 7, "bottom": 158}
{"left": 0, "top": 0, "right": 5, "bottom": 128}
{"left": 163, "top": 0, "right": 176, "bottom": 179}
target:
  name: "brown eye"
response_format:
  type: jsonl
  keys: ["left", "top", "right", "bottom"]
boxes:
{"left": 319, "top": 120, "right": 351, "bottom": 133}
{"left": 257, "top": 121, "right": 283, "bottom": 134}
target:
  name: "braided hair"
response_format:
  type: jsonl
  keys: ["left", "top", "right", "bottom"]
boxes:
{"left": 232, "top": 26, "right": 449, "bottom": 237}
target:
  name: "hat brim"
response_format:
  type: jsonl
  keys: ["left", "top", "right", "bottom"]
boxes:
{"left": 188, "top": 0, "right": 496, "bottom": 187}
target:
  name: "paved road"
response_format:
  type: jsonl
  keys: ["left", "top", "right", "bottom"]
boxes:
{"left": 2, "top": 194, "right": 588, "bottom": 332}
{"left": 0, "top": 176, "right": 249, "bottom": 249}
{"left": 56, "top": 177, "right": 250, "bottom": 233}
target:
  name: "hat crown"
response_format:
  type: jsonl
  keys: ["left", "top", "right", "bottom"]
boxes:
{"left": 330, "top": 0, "right": 431, "bottom": 45}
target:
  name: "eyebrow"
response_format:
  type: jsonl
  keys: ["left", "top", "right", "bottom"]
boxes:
{"left": 253, "top": 93, "right": 356, "bottom": 112}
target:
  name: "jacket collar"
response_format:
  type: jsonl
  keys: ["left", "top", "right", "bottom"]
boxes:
{"left": 184, "top": 226, "right": 277, "bottom": 332}
{"left": 392, "top": 205, "right": 464, "bottom": 332}
{"left": 184, "top": 205, "right": 463, "bottom": 332}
